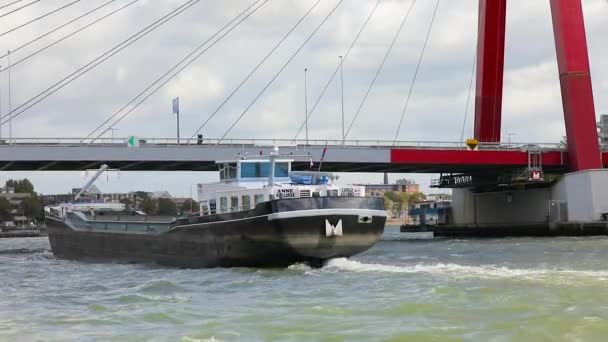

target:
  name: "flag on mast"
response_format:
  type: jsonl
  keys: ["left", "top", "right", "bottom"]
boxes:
{"left": 172, "top": 97, "right": 180, "bottom": 115}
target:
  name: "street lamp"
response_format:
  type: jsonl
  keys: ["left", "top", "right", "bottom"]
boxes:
{"left": 507, "top": 133, "right": 516, "bottom": 146}
{"left": 339, "top": 56, "right": 345, "bottom": 145}
{"left": 109, "top": 128, "right": 119, "bottom": 141}
{"left": 304, "top": 68, "right": 309, "bottom": 146}
{"left": 7, "top": 51, "right": 12, "bottom": 145}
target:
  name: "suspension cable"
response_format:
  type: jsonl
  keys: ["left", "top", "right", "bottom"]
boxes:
{"left": 1, "top": 0, "right": 82, "bottom": 37}
{"left": 343, "top": 0, "right": 417, "bottom": 141}
{"left": 1, "top": 0, "right": 139, "bottom": 70}
{"left": 0, "top": 0, "right": 118, "bottom": 59}
{"left": 0, "top": 0, "right": 26, "bottom": 11}
{"left": 0, "top": 0, "right": 39, "bottom": 19}
{"left": 187, "top": 0, "right": 322, "bottom": 143}
{"left": 291, "top": 0, "right": 382, "bottom": 143}
{"left": 460, "top": 52, "right": 477, "bottom": 143}
{"left": 86, "top": 0, "right": 268, "bottom": 143}
{"left": 218, "top": 0, "right": 345, "bottom": 144}
{"left": 0, "top": 0, "right": 198, "bottom": 126}
{"left": 392, "top": 0, "right": 440, "bottom": 144}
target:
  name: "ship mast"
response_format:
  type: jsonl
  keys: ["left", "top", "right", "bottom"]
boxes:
{"left": 268, "top": 146, "right": 279, "bottom": 187}
{"left": 75, "top": 164, "right": 109, "bottom": 200}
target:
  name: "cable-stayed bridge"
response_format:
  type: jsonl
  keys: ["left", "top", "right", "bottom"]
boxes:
{"left": 0, "top": 0, "right": 605, "bottom": 189}
{"left": 0, "top": 137, "right": 606, "bottom": 174}
{"left": 2, "top": 0, "right": 608, "bottom": 231}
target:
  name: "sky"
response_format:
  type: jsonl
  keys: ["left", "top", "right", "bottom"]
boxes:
{"left": 0, "top": 0, "right": 606, "bottom": 197}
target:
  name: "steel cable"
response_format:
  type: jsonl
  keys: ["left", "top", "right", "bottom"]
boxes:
{"left": 187, "top": 0, "right": 323, "bottom": 143}
{"left": 0, "top": 0, "right": 117, "bottom": 58}
{"left": 0, "top": 0, "right": 82, "bottom": 37}
{"left": 1, "top": 0, "right": 139, "bottom": 70}
{"left": 392, "top": 0, "right": 441, "bottom": 145}
{"left": 291, "top": 0, "right": 383, "bottom": 143}
{"left": 0, "top": 0, "right": 198, "bottom": 126}
{"left": 0, "top": 0, "right": 40, "bottom": 19}
{"left": 0, "top": 0, "right": 26, "bottom": 11}
{"left": 217, "top": 0, "right": 345, "bottom": 144}
{"left": 460, "top": 51, "right": 478, "bottom": 142}
{"left": 343, "top": 0, "right": 417, "bottom": 141}
{"left": 85, "top": 0, "right": 269, "bottom": 143}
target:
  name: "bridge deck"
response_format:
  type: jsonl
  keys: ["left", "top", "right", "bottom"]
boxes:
{"left": 0, "top": 139, "right": 604, "bottom": 173}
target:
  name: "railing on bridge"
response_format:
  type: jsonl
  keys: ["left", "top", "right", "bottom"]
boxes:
{"left": 0, "top": 137, "right": 568, "bottom": 151}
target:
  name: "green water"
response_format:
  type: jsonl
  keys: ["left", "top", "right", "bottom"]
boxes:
{"left": 2, "top": 229, "right": 608, "bottom": 341}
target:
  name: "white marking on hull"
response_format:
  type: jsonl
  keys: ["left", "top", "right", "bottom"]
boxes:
{"left": 267, "top": 209, "right": 387, "bottom": 221}
{"left": 325, "top": 219, "right": 343, "bottom": 237}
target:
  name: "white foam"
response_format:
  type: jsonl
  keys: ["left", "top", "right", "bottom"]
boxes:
{"left": 287, "top": 263, "right": 312, "bottom": 272}
{"left": 182, "top": 337, "right": 226, "bottom": 342}
{"left": 322, "top": 258, "right": 608, "bottom": 282}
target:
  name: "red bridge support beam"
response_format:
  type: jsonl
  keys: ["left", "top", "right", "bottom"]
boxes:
{"left": 550, "top": 0, "right": 602, "bottom": 171}
{"left": 474, "top": 0, "right": 507, "bottom": 143}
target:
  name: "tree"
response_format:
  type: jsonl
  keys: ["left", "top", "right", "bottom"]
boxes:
{"left": 408, "top": 192, "right": 426, "bottom": 204}
{"left": 0, "top": 197, "right": 11, "bottom": 221}
{"left": 139, "top": 197, "right": 157, "bottom": 215}
{"left": 181, "top": 199, "right": 198, "bottom": 214}
{"left": 384, "top": 191, "right": 401, "bottom": 203}
{"left": 120, "top": 198, "right": 133, "bottom": 211}
{"left": 6, "top": 179, "right": 35, "bottom": 194}
{"left": 157, "top": 198, "right": 177, "bottom": 216}
{"left": 22, "top": 196, "right": 43, "bottom": 221}
{"left": 134, "top": 191, "right": 149, "bottom": 199}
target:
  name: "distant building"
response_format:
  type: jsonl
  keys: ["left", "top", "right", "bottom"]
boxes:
{"left": 0, "top": 187, "right": 33, "bottom": 227}
{"left": 426, "top": 193, "right": 452, "bottom": 202}
{"left": 599, "top": 115, "right": 608, "bottom": 145}
{"left": 409, "top": 200, "right": 452, "bottom": 226}
{"left": 359, "top": 180, "right": 420, "bottom": 197}
{"left": 149, "top": 191, "right": 172, "bottom": 199}
{"left": 41, "top": 187, "right": 144, "bottom": 208}
{"left": 39, "top": 193, "right": 73, "bottom": 207}
{"left": 40, "top": 189, "right": 173, "bottom": 209}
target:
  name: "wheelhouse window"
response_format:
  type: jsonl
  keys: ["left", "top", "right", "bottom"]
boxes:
{"left": 242, "top": 195, "right": 251, "bottom": 210}
{"left": 219, "top": 163, "right": 238, "bottom": 181}
{"left": 230, "top": 196, "right": 239, "bottom": 212}
{"left": 209, "top": 199, "right": 217, "bottom": 214}
{"left": 254, "top": 194, "right": 265, "bottom": 205}
{"left": 219, "top": 197, "right": 228, "bottom": 213}
{"left": 240, "top": 162, "right": 289, "bottom": 178}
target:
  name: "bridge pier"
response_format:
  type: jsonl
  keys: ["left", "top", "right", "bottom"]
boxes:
{"left": 442, "top": 169, "right": 608, "bottom": 237}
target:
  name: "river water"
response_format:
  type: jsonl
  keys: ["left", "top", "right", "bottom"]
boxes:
{"left": 2, "top": 228, "right": 608, "bottom": 341}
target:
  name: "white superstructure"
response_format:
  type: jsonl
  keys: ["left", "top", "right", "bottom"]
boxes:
{"left": 196, "top": 157, "right": 365, "bottom": 215}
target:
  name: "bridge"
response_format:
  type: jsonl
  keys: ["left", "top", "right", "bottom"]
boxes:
{"left": 0, "top": 0, "right": 603, "bottom": 179}
{"left": 1, "top": 138, "right": 606, "bottom": 174}
{"left": 1, "top": 0, "right": 607, "bottom": 231}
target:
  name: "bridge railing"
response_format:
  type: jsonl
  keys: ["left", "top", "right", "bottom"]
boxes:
{"left": 0, "top": 137, "right": 565, "bottom": 150}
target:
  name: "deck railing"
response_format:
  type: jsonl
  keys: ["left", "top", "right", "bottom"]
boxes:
{"left": 0, "top": 137, "right": 566, "bottom": 150}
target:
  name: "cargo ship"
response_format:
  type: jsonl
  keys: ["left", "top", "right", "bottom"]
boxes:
{"left": 44, "top": 150, "right": 386, "bottom": 268}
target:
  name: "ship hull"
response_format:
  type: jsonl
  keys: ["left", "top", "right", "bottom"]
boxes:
{"left": 45, "top": 197, "right": 386, "bottom": 268}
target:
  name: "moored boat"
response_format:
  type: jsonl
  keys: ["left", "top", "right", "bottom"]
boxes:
{"left": 45, "top": 151, "right": 387, "bottom": 268}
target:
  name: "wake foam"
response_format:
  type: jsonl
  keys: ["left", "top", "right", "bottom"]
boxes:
{"left": 322, "top": 258, "right": 608, "bottom": 281}
{"left": 287, "top": 263, "right": 313, "bottom": 272}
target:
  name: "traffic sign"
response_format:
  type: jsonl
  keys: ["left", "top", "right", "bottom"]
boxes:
{"left": 466, "top": 139, "right": 479, "bottom": 150}
{"left": 127, "top": 136, "right": 139, "bottom": 147}
{"left": 529, "top": 170, "right": 544, "bottom": 181}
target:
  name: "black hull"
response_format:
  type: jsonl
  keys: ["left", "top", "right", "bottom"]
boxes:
{"left": 46, "top": 197, "right": 386, "bottom": 268}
